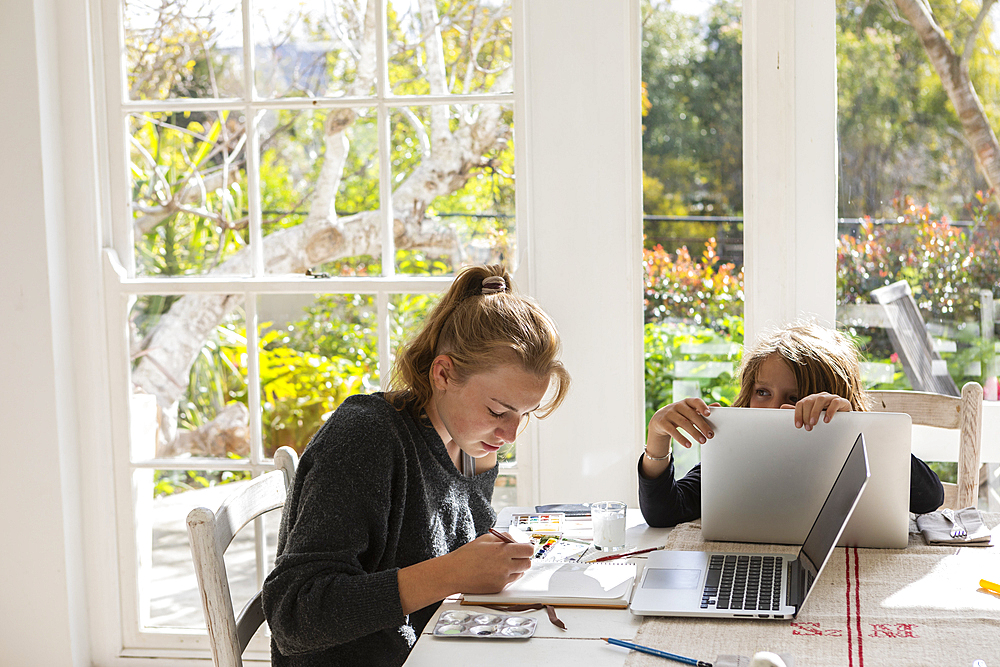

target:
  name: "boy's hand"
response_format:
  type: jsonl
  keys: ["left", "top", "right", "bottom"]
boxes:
{"left": 648, "top": 397, "right": 717, "bottom": 449}
{"left": 783, "top": 392, "right": 853, "bottom": 430}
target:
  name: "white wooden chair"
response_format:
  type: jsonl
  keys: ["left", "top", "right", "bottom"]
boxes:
{"left": 869, "top": 382, "right": 982, "bottom": 510}
{"left": 186, "top": 446, "right": 298, "bottom": 667}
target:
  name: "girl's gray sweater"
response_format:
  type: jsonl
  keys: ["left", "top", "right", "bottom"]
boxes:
{"left": 262, "top": 393, "right": 498, "bottom": 666}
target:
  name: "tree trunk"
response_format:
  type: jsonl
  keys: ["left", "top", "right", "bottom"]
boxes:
{"left": 893, "top": 0, "right": 1000, "bottom": 191}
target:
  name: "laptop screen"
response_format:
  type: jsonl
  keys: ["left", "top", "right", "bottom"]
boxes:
{"left": 797, "top": 433, "right": 871, "bottom": 580}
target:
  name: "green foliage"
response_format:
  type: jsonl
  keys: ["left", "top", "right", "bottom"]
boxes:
{"left": 641, "top": 0, "right": 743, "bottom": 218}
{"left": 644, "top": 319, "right": 743, "bottom": 424}
{"left": 642, "top": 235, "right": 744, "bottom": 431}
{"left": 837, "top": 193, "right": 1000, "bottom": 314}
{"left": 834, "top": 1, "right": 1000, "bottom": 219}
{"left": 643, "top": 237, "right": 743, "bottom": 325}
{"left": 130, "top": 110, "right": 250, "bottom": 276}
{"left": 837, "top": 197, "right": 993, "bottom": 316}
{"left": 837, "top": 194, "right": 1000, "bottom": 387}
{"left": 153, "top": 455, "right": 251, "bottom": 498}
{"left": 258, "top": 327, "right": 369, "bottom": 456}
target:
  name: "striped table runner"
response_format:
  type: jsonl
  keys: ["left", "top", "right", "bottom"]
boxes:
{"left": 625, "top": 514, "right": 1000, "bottom": 667}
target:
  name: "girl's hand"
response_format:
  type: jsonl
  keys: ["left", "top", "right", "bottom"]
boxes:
{"left": 782, "top": 392, "right": 853, "bottom": 430}
{"left": 648, "top": 397, "right": 717, "bottom": 450}
{"left": 446, "top": 533, "right": 534, "bottom": 595}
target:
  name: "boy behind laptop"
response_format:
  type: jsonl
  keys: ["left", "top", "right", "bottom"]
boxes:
{"left": 637, "top": 320, "right": 944, "bottom": 527}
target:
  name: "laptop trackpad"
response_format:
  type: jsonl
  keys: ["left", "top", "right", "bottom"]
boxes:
{"left": 643, "top": 568, "right": 702, "bottom": 589}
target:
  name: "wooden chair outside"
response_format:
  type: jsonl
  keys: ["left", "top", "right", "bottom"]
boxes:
{"left": 186, "top": 446, "right": 298, "bottom": 667}
{"left": 868, "top": 382, "right": 982, "bottom": 510}
{"left": 871, "top": 280, "right": 960, "bottom": 396}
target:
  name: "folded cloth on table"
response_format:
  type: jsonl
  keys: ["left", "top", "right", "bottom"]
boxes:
{"left": 915, "top": 507, "right": 992, "bottom": 545}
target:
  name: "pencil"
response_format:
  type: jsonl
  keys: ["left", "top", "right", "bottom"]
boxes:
{"left": 489, "top": 527, "right": 515, "bottom": 543}
{"left": 981, "top": 578, "right": 1000, "bottom": 595}
{"left": 602, "top": 637, "right": 712, "bottom": 667}
{"left": 593, "top": 545, "right": 664, "bottom": 562}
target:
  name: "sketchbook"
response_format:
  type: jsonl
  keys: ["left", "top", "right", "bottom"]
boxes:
{"left": 461, "top": 561, "right": 637, "bottom": 609}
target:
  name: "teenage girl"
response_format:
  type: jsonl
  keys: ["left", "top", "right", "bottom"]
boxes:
{"left": 263, "top": 265, "right": 570, "bottom": 667}
{"left": 638, "top": 321, "right": 944, "bottom": 527}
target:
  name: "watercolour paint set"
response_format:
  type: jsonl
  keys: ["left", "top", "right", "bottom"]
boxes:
{"left": 532, "top": 534, "right": 591, "bottom": 562}
{"left": 509, "top": 512, "right": 566, "bottom": 536}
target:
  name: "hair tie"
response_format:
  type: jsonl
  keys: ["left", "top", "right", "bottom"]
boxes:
{"left": 481, "top": 276, "right": 507, "bottom": 295}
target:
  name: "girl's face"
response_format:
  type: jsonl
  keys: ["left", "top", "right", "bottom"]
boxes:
{"left": 748, "top": 354, "right": 800, "bottom": 409}
{"left": 426, "top": 357, "right": 550, "bottom": 460}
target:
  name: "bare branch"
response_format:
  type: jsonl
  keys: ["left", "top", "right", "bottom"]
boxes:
{"left": 961, "top": 0, "right": 997, "bottom": 64}
{"left": 400, "top": 107, "right": 431, "bottom": 158}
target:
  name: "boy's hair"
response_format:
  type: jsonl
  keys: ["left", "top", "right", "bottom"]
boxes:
{"left": 733, "top": 321, "right": 869, "bottom": 411}
{"left": 387, "top": 264, "right": 570, "bottom": 419}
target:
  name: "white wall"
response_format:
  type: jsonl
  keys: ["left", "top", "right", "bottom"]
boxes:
{"left": 0, "top": 0, "right": 92, "bottom": 664}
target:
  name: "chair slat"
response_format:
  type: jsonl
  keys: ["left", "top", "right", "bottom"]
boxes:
{"left": 186, "top": 446, "right": 299, "bottom": 667}
{"left": 868, "top": 383, "right": 982, "bottom": 510}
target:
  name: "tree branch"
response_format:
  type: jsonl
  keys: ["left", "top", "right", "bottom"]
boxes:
{"left": 893, "top": 0, "right": 1000, "bottom": 191}
{"left": 962, "top": 0, "right": 997, "bottom": 63}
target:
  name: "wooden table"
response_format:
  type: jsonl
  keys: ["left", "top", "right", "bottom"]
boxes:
{"left": 404, "top": 510, "right": 1000, "bottom": 667}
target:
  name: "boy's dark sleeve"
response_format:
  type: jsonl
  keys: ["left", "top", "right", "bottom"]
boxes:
{"left": 908, "top": 454, "right": 945, "bottom": 514}
{"left": 637, "top": 456, "right": 703, "bottom": 527}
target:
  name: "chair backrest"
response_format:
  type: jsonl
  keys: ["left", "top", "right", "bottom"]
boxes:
{"left": 868, "top": 382, "right": 982, "bottom": 510}
{"left": 871, "top": 280, "right": 960, "bottom": 396}
{"left": 186, "top": 446, "right": 298, "bottom": 667}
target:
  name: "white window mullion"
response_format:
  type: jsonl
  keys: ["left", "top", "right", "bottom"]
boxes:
{"left": 375, "top": 0, "right": 395, "bottom": 278}
{"left": 242, "top": 0, "right": 265, "bottom": 277}
{"left": 246, "top": 289, "right": 262, "bottom": 463}
{"left": 742, "top": 0, "right": 837, "bottom": 344}
{"left": 377, "top": 291, "right": 391, "bottom": 390}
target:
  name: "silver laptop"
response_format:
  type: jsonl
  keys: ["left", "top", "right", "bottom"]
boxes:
{"left": 630, "top": 434, "right": 870, "bottom": 619}
{"left": 701, "top": 407, "right": 911, "bottom": 548}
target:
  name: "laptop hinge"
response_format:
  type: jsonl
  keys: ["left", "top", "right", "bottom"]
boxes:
{"left": 787, "top": 562, "right": 809, "bottom": 608}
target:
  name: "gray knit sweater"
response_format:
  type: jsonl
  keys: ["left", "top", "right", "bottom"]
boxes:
{"left": 262, "top": 393, "right": 498, "bottom": 666}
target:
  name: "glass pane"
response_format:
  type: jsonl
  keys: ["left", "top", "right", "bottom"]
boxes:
{"left": 259, "top": 108, "right": 381, "bottom": 276}
{"left": 258, "top": 294, "right": 378, "bottom": 457}
{"left": 130, "top": 295, "right": 249, "bottom": 460}
{"left": 493, "top": 474, "right": 517, "bottom": 511}
{"left": 124, "top": 0, "right": 244, "bottom": 101}
{"left": 130, "top": 111, "right": 250, "bottom": 277}
{"left": 641, "top": 0, "right": 744, "bottom": 471}
{"left": 834, "top": 2, "right": 1000, "bottom": 407}
{"left": 140, "top": 470, "right": 280, "bottom": 629}
{"left": 388, "top": 292, "right": 441, "bottom": 372}
{"left": 253, "top": 0, "right": 376, "bottom": 99}
{"left": 390, "top": 105, "right": 515, "bottom": 275}
{"left": 387, "top": 0, "right": 513, "bottom": 96}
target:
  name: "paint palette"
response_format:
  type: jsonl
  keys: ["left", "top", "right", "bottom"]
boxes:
{"left": 432, "top": 611, "right": 537, "bottom": 639}
{"left": 510, "top": 512, "right": 565, "bottom": 536}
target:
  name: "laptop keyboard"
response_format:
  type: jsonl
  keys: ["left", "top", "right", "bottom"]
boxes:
{"left": 701, "top": 554, "right": 783, "bottom": 612}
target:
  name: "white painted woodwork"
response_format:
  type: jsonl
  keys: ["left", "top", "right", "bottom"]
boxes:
{"left": 186, "top": 447, "right": 298, "bottom": 667}
{"left": 869, "top": 382, "right": 984, "bottom": 509}
{"left": 743, "top": 0, "right": 838, "bottom": 344}
{"left": 522, "top": 0, "right": 644, "bottom": 507}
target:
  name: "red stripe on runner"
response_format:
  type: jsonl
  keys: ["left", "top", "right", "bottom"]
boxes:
{"left": 845, "top": 547, "right": 853, "bottom": 667}
{"left": 854, "top": 547, "right": 864, "bottom": 666}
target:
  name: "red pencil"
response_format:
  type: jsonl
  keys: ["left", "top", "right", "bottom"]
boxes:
{"left": 489, "top": 527, "right": 515, "bottom": 543}
{"left": 592, "top": 545, "right": 664, "bottom": 562}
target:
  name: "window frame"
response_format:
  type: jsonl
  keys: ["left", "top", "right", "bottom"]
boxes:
{"left": 3, "top": 0, "right": 850, "bottom": 663}
{"left": 96, "top": 0, "right": 540, "bottom": 656}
